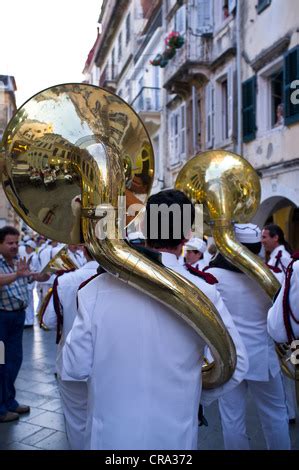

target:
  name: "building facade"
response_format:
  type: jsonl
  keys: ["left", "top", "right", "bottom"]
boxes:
{"left": 0, "top": 75, "right": 20, "bottom": 228}
{"left": 88, "top": 0, "right": 299, "bottom": 247}
{"left": 241, "top": 0, "right": 299, "bottom": 249}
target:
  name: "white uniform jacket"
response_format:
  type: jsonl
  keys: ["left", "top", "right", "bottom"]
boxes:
{"left": 43, "top": 260, "right": 98, "bottom": 378}
{"left": 268, "top": 245, "right": 292, "bottom": 274}
{"left": 268, "top": 260, "right": 299, "bottom": 342}
{"left": 207, "top": 267, "right": 280, "bottom": 381}
{"left": 62, "top": 252, "right": 248, "bottom": 450}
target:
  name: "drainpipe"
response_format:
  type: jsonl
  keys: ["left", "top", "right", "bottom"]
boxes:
{"left": 236, "top": 0, "right": 243, "bottom": 155}
{"left": 192, "top": 85, "right": 198, "bottom": 155}
{"left": 160, "top": 0, "right": 167, "bottom": 189}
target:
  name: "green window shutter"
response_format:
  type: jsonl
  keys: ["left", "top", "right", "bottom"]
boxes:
{"left": 242, "top": 76, "right": 256, "bottom": 142}
{"left": 256, "top": 0, "right": 271, "bottom": 14}
{"left": 284, "top": 46, "right": 299, "bottom": 126}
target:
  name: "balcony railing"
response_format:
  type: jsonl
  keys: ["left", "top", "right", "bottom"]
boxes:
{"left": 131, "top": 87, "right": 161, "bottom": 114}
{"left": 163, "top": 30, "right": 212, "bottom": 87}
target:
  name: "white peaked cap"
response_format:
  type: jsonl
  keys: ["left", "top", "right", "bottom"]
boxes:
{"left": 185, "top": 237, "right": 207, "bottom": 253}
{"left": 234, "top": 223, "right": 261, "bottom": 243}
{"left": 25, "top": 240, "right": 37, "bottom": 249}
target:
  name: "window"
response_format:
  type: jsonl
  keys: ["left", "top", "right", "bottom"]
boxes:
{"left": 152, "top": 135, "right": 160, "bottom": 182}
{"left": 214, "top": 66, "right": 234, "bottom": 145}
{"left": 242, "top": 76, "right": 256, "bottom": 142}
{"left": 126, "top": 13, "right": 131, "bottom": 45}
{"left": 169, "top": 104, "right": 186, "bottom": 165}
{"left": 138, "top": 77, "right": 144, "bottom": 111}
{"left": 257, "top": 61, "right": 284, "bottom": 133}
{"left": 270, "top": 70, "right": 283, "bottom": 127}
{"left": 284, "top": 46, "right": 299, "bottom": 126}
{"left": 223, "top": 0, "right": 229, "bottom": 20}
{"left": 256, "top": 0, "right": 271, "bottom": 14}
{"left": 221, "top": 79, "right": 229, "bottom": 139}
{"left": 180, "top": 105, "right": 186, "bottom": 155}
{"left": 111, "top": 48, "right": 115, "bottom": 79}
{"left": 118, "top": 32, "right": 122, "bottom": 62}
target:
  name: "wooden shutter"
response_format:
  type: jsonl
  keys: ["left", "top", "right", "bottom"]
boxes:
{"left": 205, "top": 82, "right": 214, "bottom": 148}
{"left": 175, "top": 5, "right": 186, "bottom": 35}
{"left": 228, "top": 0, "right": 236, "bottom": 14}
{"left": 228, "top": 66, "right": 234, "bottom": 138}
{"left": 180, "top": 104, "right": 186, "bottom": 159}
{"left": 196, "top": 0, "right": 213, "bottom": 35}
{"left": 242, "top": 76, "right": 256, "bottom": 142}
{"left": 256, "top": 0, "right": 271, "bottom": 14}
{"left": 284, "top": 46, "right": 299, "bottom": 126}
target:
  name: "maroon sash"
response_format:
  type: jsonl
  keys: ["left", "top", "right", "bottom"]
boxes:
{"left": 52, "top": 269, "right": 75, "bottom": 344}
{"left": 185, "top": 264, "right": 218, "bottom": 285}
{"left": 266, "top": 250, "right": 283, "bottom": 274}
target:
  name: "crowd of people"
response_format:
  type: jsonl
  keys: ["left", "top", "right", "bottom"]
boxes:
{"left": 0, "top": 189, "right": 298, "bottom": 450}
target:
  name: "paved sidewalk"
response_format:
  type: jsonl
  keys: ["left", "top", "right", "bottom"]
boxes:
{"left": 0, "top": 321, "right": 298, "bottom": 450}
{"left": 0, "top": 323, "right": 70, "bottom": 450}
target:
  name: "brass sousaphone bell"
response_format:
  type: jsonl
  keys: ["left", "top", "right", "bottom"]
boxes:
{"left": 1, "top": 83, "right": 236, "bottom": 388}
{"left": 175, "top": 150, "right": 299, "bottom": 403}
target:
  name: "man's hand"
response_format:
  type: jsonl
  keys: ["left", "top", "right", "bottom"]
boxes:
{"left": 16, "top": 258, "right": 32, "bottom": 278}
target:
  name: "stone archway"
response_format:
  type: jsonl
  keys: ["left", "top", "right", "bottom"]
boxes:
{"left": 252, "top": 195, "right": 299, "bottom": 248}
{"left": 252, "top": 196, "right": 296, "bottom": 228}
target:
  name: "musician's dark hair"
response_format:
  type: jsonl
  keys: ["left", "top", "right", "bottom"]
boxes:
{"left": 263, "top": 223, "right": 292, "bottom": 254}
{"left": 145, "top": 189, "right": 195, "bottom": 249}
{"left": 0, "top": 226, "right": 20, "bottom": 244}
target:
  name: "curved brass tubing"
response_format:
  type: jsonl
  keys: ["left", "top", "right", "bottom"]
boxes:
{"left": 1, "top": 84, "right": 236, "bottom": 389}
{"left": 176, "top": 150, "right": 299, "bottom": 401}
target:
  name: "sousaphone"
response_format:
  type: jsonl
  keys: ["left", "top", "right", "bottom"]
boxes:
{"left": 1, "top": 83, "right": 236, "bottom": 388}
{"left": 175, "top": 150, "right": 299, "bottom": 403}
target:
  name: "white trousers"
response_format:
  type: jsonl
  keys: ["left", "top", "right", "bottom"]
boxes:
{"left": 57, "top": 377, "right": 88, "bottom": 450}
{"left": 25, "top": 287, "right": 35, "bottom": 325}
{"left": 218, "top": 373, "right": 291, "bottom": 450}
{"left": 282, "top": 375, "right": 297, "bottom": 420}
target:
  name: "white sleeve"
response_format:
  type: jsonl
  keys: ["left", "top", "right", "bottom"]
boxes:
{"left": 268, "top": 262, "right": 299, "bottom": 342}
{"left": 61, "top": 290, "right": 93, "bottom": 381}
{"left": 201, "top": 291, "right": 249, "bottom": 406}
{"left": 42, "top": 294, "right": 57, "bottom": 330}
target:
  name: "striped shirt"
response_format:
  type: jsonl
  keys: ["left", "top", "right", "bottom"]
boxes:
{"left": 0, "top": 255, "right": 29, "bottom": 311}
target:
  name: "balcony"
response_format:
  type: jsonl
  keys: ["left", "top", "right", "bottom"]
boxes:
{"left": 131, "top": 87, "right": 161, "bottom": 134}
{"left": 211, "top": 19, "right": 236, "bottom": 67}
{"left": 163, "top": 30, "right": 212, "bottom": 94}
